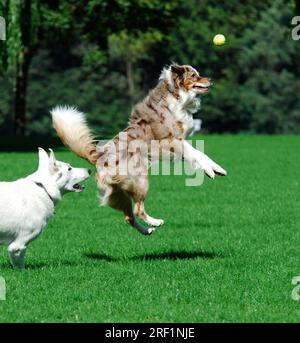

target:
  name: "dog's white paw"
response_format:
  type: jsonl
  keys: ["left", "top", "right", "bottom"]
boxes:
{"left": 211, "top": 163, "right": 227, "bottom": 176}
{"left": 215, "top": 167, "right": 227, "bottom": 176}
{"left": 147, "top": 218, "right": 164, "bottom": 227}
{"left": 193, "top": 160, "right": 215, "bottom": 179}
{"left": 204, "top": 167, "right": 215, "bottom": 179}
{"left": 146, "top": 228, "right": 156, "bottom": 235}
{"left": 202, "top": 164, "right": 215, "bottom": 179}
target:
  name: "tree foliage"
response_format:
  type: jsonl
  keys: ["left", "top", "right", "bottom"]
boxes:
{"left": 0, "top": 0, "right": 299, "bottom": 136}
{"left": 238, "top": 0, "right": 300, "bottom": 133}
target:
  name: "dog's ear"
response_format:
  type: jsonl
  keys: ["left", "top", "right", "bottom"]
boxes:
{"left": 171, "top": 64, "right": 185, "bottom": 76}
{"left": 49, "top": 149, "right": 56, "bottom": 164}
{"left": 48, "top": 148, "right": 58, "bottom": 174}
{"left": 38, "top": 148, "right": 49, "bottom": 171}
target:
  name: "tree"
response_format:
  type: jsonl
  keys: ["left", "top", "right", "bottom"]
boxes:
{"left": 0, "top": 0, "right": 75, "bottom": 135}
{"left": 296, "top": 0, "right": 300, "bottom": 14}
{"left": 81, "top": 0, "right": 175, "bottom": 105}
{"left": 0, "top": 0, "right": 176, "bottom": 135}
{"left": 0, "top": 0, "right": 40, "bottom": 135}
{"left": 167, "top": 0, "right": 272, "bottom": 132}
{"left": 109, "top": 29, "right": 163, "bottom": 104}
{"left": 238, "top": 0, "right": 300, "bottom": 133}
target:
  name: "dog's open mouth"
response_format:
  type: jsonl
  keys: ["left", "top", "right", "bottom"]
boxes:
{"left": 72, "top": 183, "right": 85, "bottom": 192}
{"left": 193, "top": 83, "right": 210, "bottom": 92}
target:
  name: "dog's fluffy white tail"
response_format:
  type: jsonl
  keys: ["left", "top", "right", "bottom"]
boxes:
{"left": 51, "top": 106, "right": 99, "bottom": 165}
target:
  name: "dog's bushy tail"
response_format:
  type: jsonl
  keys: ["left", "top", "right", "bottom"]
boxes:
{"left": 51, "top": 106, "right": 99, "bottom": 165}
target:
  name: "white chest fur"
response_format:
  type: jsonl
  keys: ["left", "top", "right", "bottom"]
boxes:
{"left": 167, "top": 92, "right": 201, "bottom": 137}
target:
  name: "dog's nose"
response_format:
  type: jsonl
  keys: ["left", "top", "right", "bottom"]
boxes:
{"left": 88, "top": 169, "right": 92, "bottom": 175}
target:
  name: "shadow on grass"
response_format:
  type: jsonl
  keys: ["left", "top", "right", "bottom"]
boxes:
{"left": 133, "top": 250, "right": 223, "bottom": 261}
{"left": 83, "top": 252, "right": 119, "bottom": 262}
{"left": 85, "top": 250, "right": 224, "bottom": 263}
{"left": 0, "top": 260, "right": 79, "bottom": 270}
{"left": 26, "top": 260, "right": 79, "bottom": 269}
{"left": 0, "top": 250, "right": 224, "bottom": 269}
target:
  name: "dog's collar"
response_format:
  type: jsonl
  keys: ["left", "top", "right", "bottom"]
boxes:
{"left": 33, "top": 181, "right": 55, "bottom": 204}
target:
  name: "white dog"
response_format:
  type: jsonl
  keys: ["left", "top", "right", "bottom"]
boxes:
{"left": 0, "top": 148, "right": 91, "bottom": 269}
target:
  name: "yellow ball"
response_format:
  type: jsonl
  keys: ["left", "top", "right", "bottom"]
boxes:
{"left": 213, "top": 34, "right": 226, "bottom": 46}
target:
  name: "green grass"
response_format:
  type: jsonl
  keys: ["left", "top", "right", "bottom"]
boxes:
{"left": 0, "top": 135, "right": 300, "bottom": 322}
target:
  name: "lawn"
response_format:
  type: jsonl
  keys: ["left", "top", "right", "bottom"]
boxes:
{"left": 0, "top": 135, "right": 300, "bottom": 323}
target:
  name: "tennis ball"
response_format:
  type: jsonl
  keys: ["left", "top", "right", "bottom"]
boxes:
{"left": 213, "top": 34, "right": 226, "bottom": 46}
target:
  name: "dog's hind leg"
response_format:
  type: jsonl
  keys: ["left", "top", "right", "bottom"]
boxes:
{"left": 106, "top": 187, "right": 155, "bottom": 235}
{"left": 134, "top": 200, "right": 164, "bottom": 227}
{"left": 125, "top": 213, "right": 156, "bottom": 235}
{"left": 131, "top": 176, "right": 165, "bottom": 228}
{"left": 8, "top": 242, "right": 26, "bottom": 270}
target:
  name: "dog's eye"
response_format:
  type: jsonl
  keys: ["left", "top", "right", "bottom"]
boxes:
{"left": 191, "top": 73, "right": 196, "bottom": 78}
{"left": 68, "top": 167, "right": 72, "bottom": 171}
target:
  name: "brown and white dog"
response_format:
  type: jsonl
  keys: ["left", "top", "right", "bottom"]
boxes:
{"left": 51, "top": 64, "right": 227, "bottom": 235}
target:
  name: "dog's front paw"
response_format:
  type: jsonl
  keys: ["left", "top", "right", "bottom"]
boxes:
{"left": 211, "top": 162, "right": 227, "bottom": 176}
{"left": 204, "top": 167, "right": 215, "bottom": 179}
{"left": 193, "top": 160, "right": 215, "bottom": 179}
